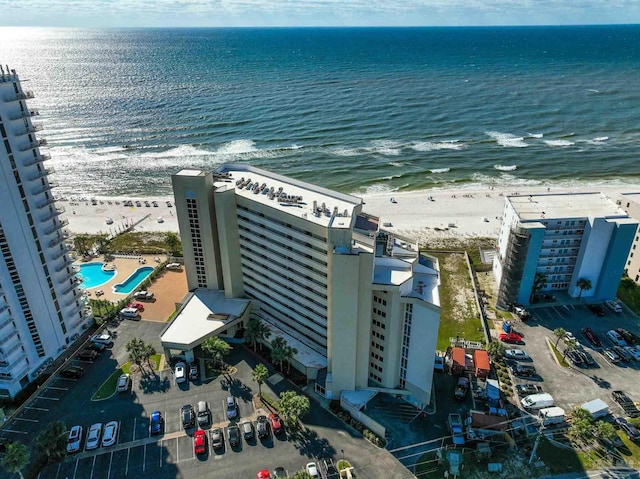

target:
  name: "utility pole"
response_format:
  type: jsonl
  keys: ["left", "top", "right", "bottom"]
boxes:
{"left": 529, "top": 425, "right": 543, "bottom": 465}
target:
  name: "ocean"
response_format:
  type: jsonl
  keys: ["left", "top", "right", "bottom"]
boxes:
{"left": 1, "top": 25, "right": 640, "bottom": 198}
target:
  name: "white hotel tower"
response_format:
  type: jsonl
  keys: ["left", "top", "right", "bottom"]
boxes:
{"left": 166, "top": 164, "right": 441, "bottom": 407}
{"left": 0, "top": 67, "right": 92, "bottom": 398}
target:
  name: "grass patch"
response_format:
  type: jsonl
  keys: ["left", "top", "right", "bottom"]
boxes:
{"left": 92, "top": 368, "right": 124, "bottom": 400}
{"left": 618, "top": 277, "right": 640, "bottom": 315}
{"left": 431, "top": 252, "right": 484, "bottom": 350}
{"left": 261, "top": 392, "right": 280, "bottom": 411}
{"left": 617, "top": 430, "right": 640, "bottom": 468}
{"left": 536, "top": 437, "right": 587, "bottom": 474}
{"left": 166, "top": 308, "right": 178, "bottom": 322}
{"left": 547, "top": 339, "right": 569, "bottom": 367}
{"left": 148, "top": 354, "right": 161, "bottom": 371}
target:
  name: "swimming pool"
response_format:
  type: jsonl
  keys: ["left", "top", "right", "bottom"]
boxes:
{"left": 114, "top": 266, "right": 154, "bottom": 294}
{"left": 78, "top": 262, "right": 116, "bottom": 289}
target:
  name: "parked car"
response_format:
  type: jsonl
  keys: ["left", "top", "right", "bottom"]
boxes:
{"left": 624, "top": 346, "right": 640, "bottom": 361}
{"left": 454, "top": 377, "right": 470, "bottom": 400}
{"left": 257, "top": 471, "right": 271, "bottom": 479}
{"left": 228, "top": 423, "right": 241, "bottom": 447}
{"left": 116, "top": 374, "right": 131, "bottom": 392}
{"left": 127, "top": 302, "right": 145, "bottom": 311}
{"left": 85, "top": 423, "right": 103, "bottom": 450}
{"left": 102, "top": 421, "right": 118, "bottom": 447}
{"left": 78, "top": 349, "right": 98, "bottom": 361}
{"left": 607, "top": 330, "right": 628, "bottom": 347}
{"left": 67, "top": 425, "right": 83, "bottom": 453}
{"left": 210, "top": 427, "right": 224, "bottom": 449}
{"left": 306, "top": 462, "right": 319, "bottom": 478}
{"left": 578, "top": 350, "right": 597, "bottom": 367}
{"left": 613, "top": 346, "right": 632, "bottom": 362}
{"left": 434, "top": 355, "right": 445, "bottom": 372}
{"left": 194, "top": 429, "right": 207, "bottom": 455}
{"left": 513, "top": 305, "right": 530, "bottom": 320}
{"left": 269, "top": 413, "right": 283, "bottom": 435}
{"left": 606, "top": 300, "right": 623, "bottom": 313}
{"left": 149, "top": 411, "right": 163, "bottom": 435}
{"left": 197, "top": 400, "right": 211, "bottom": 427}
{"left": 91, "top": 333, "right": 112, "bottom": 345}
{"left": 133, "top": 291, "right": 154, "bottom": 301}
{"left": 226, "top": 395, "right": 238, "bottom": 420}
{"left": 615, "top": 328, "right": 639, "bottom": 346}
{"left": 615, "top": 417, "right": 640, "bottom": 440}
{"left": 181, "top": 404, "right": 195, "bottom": 428}
{"left": 87, "top": 342, "right": 106, "bottom": 352}
{"left": 166, "top": 263, "right": 182, "bottom": 271}
{"left": 566, "top": 350, "right": 583, "bottom": 366}
{"left": 273, "top": 467, "right": 289, "bottom": 478}
{"left": 582, "top": 327, "right": 602, "bottom": 347}
{"left": 119, "top": 307, "right": 141, "bottom": 319}
{"left": 510, "top": 363, "right": 536, "bottom": 377}
{"left": 505, "top": 349, "right": 531, "bottom": 361}
{"left": 241, "top": 420, "right": 254, "bottom": 440}
{"left": 612, "top": 390, "right": 640, "bottom": 418}
{"left": 587, "top": 304, "right": 606, "bottom": 317}
{"left": 604, "top": 348, "right": 622, "bottom": 364}
{"left": 324, "top": 459, "right": 338, "bottom": 477}
{"left": 175, "top": 362, "right": 187, "bottom": 384}
{"left": 60, "top": 366, "right": 85, "bottom": 379}
{"left": 516, "top": 384, "right": 542, "bottom": 397}
{"left": 499, "top": 332, "right": 523, "bottom": 343}
{"left": 189, "top": 363, "right": 199, "bottom": 380}
{"left": 256, "top": 415, "right": 269, "bottom": 438}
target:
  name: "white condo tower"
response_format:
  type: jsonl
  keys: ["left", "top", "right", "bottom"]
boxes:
{"left": 0, "top": 67, "right": 92, "bottom": 398}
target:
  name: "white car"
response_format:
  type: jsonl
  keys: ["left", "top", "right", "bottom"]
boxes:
{"left": 175, "top": 362, "right": 187, "bottom": 384}
{"left": 606, "top": 300, "right": 623, "bottom": 313}
{"left": 66, "top": 425, "right": 83, "bottom": 453}
{"left": 165, "top": 263, "right": 182, "bottom": 271}
{"left": 306, "top": 462, "right": 319, "bottom": 478}
{"left": 505, "top": 349, "right": 530, "bottom": 361}
{"left": 102, "top": 421, "right": 118, "bottom": 447}
{"left": 86, "top": 423, "right": 103, "bottom": 450}
{"left": 117, "top": 373, "right": 131, "bottom": 392}
{"left": 91, "top": 333, "right": 112, "bottom": 345}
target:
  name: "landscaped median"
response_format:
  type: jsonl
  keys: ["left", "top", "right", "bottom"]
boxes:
{"left": 91, "top": 354, "right": 161, "bottom": 400}
{"left": 545, "top": 337, "right": 569, "bottom": 368}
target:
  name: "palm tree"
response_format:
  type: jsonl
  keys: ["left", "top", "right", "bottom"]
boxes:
{"left": 282, "top": 345, "right": 298, "bottom": 374}
{"left": 244, "top": 318, "right": 271, "bottom": 351}
{"left": 202, "top": 336, "right": 232, "bottom": 370}
{"left": 576, "top": 277, "right": 592, "bottom": 300}
{"left": 487, "top": 340, "right": 505, "bottom": 360}
{"left": 530, "top": 273, "right": 548, "bottom": 303}
{"left": 562, "top": 338, "right": 578, "bottom": 359}
{"left": 1, "top": 442, "right": 28, "bottom": 479}
{"left": 252, "top": 363, "right": 269, "bottom": 397}
{"left": 164, "top": 232, "right": 181, "bottom": 257}
{"left": 35, "top": 421, "right": 67, "bottom": 464}
{"left": 270, "top": 336, "right": 288, "bottom": 372}
{"left": 126, "top": 338, "right": 146, "bottom": 370}
{"left": 553, "top": 327, "right": 566, "bottom": 348}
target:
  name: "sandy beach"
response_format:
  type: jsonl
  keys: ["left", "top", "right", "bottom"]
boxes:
{"left": 60, "top": 184, "right": 640, "bottom": 246}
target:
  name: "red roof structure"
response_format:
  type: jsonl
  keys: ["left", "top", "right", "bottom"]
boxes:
{"left": 474, "top": 349, "right": 490, "bottom": 378}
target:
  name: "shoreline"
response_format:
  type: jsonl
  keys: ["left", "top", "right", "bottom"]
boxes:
{"left": 59, "top": 184, "right": 640, "bottom": 247}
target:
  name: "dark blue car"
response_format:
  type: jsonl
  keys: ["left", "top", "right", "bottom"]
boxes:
{"left": 150, "top": 411, "right": 163, "bottom": 435}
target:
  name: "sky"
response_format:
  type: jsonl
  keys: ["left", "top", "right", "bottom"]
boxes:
{"left": 0, "top": 0, "right": 639, "bottom": 27}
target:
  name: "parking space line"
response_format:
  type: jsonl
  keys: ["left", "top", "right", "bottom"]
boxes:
{"left": 125, "top": 448, "right": 130, "bottom": 476}
{"left": 90, "top": 455, "right": 96, "bottom": 478}
{"left": 108, "top": 451, "right": 114, "bottom": 479}
{"left": 73, "top": 458, "right": 79, "bottom": 479}
{"left": 143, "top": 444, "right": 146, "bottom": 472}
{"left": 133, "top": 418, "right": 137, "bottom": 441}
{"left": 2, "top": 429, "right": 29, "bottom": 434}
{"left": 55, "top": 462, "right": 61, "bottom": 479}
{"left": 176, "top": 435, "right": 179, "bottom": 461}
{"left": 14, "top": 417, "right": 38, "bottom": 422}
{"left": 37, "top": 396, "right": 60, "bottom": 401}
{"left": 46, "top": 386, "right": 68, "bottom": 391}
{"left": 25, "top": 406, "right": 49, "bottom": 411}
{"left": 160, "top": 440, "right": 163, "bottom": 467}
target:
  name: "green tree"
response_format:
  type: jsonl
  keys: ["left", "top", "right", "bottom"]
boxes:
{"left": 252, "top": 363, "right": 269, "bottom": 397}
{"left": 569, "top": 407, "right": 595, "bottom": 442}
{"left": 553, "top": 328, "right": 566, "bottom": 348}
{"left": 244, "top": 318, "right": 271, "bottom": 351}
{"left": 164, "top": 232, "right": 181, "bottom": 256}
{"left": 73, "top": 235, "right": 91, "bottom": 256}
{"left": 142, "top": 342, "right": 156, "bottom": 370}
{"left": 530, "top": 273, "right": 548, "bottom": 302}
{"left": 270, "top": 336, "right": 297, "bottom": 373}
{"left": 35, "top": 421, "right": 67, "bottom": 464}
{"left": 562, "top": 338, "right": 578, "bottom": 360}
{"left": 576, "top": 277, "right": 593, "bottom": 300}
{"left": 126, "top": 338, "right": 147, "bottom": 370}
{"left": 487, "top": 340, "right": 506, "bottom": 360}
{"left": 1, "top": 442, "right": 29, "bottom": 479}
{"left": 278, "top": 390, "right": 310, "bottom": 428}
{"left": 292, "top": 471, "right": 313, "bottom": 479}
{"left": 202, "top": 336, "right": 232, "bottom": 369}
{"left": 594, "top": 420, "right": 618, "bottom": 443}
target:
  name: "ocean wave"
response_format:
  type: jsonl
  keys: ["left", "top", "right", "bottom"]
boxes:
{"left": 486, "top": 131, "right": 528, "bottom": 148}
{"left": 544, "top": 140, "right": 575, "bottom": 147}
{"left": 494, "top": 164, "right": 517, "bottom": 171}
{"left": 430, "top": 168, "right": 451, "bottom": 174}
{"left": 527, "top": 132, "right": 544, "bottom": 139}
{"left": 362, "top": 183, "right": 397, "bottom": 195}
{"left": 370, "top": 140, "right": 403, "bottom": 156}
{"left": 215, "top": 139, "right": 258, "bottom": 155}
{"left": 332, "top": 147, "right": 368, "bottom": 157}
{"left": 585, "top": 136, "right": 609, "bottom": 145}
{"left": 412, "top": 140, "right": 465, "bottom": 151}
{"left": 389, "top": 162, "right": 404, "bottom": 167}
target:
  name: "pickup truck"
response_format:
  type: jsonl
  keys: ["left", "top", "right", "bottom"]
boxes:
{"left": 455, "top": 377, "right": 470, "bottom": 400}
{"left": 133, "top": 291, "right": 154, "bottom": 301}
{"left": 448, "top": 413, "right": 465, "bottom": 445}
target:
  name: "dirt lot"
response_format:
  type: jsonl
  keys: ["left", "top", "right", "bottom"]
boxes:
{"left": 140, "top": 268, "right": 188, "bottom": 321}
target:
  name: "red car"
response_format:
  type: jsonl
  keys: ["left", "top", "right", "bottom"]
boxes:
{"left": 257, "top": 471, "right": 271, "bottom": 479}
{"left": 499, "top": 332, "right": 523, "bottom": 343}
{"left": 128, "top": 302, "right": 145, "bottom": 311}
{"left": 582, "top": 327, "right": 602, "bottom": 347}
{"left": 194, "top": 429, "right": 206, "bottom": 455}
{"left": 269, "top": 413, "right": 283, "bottom": 435}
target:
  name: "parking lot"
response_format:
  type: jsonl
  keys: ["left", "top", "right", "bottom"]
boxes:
{"left": 0, "top": 319, "right": 406, "bottom": 479}
{"left": 504, "top": 302, "right": 640, "bottom": 414}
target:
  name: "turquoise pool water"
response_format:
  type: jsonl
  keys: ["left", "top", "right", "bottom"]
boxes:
{"left": 114, "top": 266, "right": 154, "bottom": 294}
{"left": 78, "top": 262, "right": 115, "bottom": 289}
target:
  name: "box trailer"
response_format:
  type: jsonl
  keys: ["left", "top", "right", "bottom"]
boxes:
{"left": 581, "top": 399, "right": 610, "bottom": 420}
{"left": 538, "top": 407, "right": 565, "bottom": 426}
{"left": 474, "top": 350, "right": 490, "bottom": 378}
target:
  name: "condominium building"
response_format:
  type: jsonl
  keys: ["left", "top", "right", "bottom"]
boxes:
{"left": 165, "top": 164, "right": 441, "bottom": 407}
{"left": 617, "top": 193, "right": 640, "bottom": 284}
{"left": 0, "top": 67, "right": 92, "bottom": 398}
{"left": 493, "top": 192, "right": 638, "bottom": 309}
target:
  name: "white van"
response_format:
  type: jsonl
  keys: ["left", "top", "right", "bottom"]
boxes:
{"left": 166, "top": 263, "right": 182, "bottom": 271}
{"left": 120, "top": 307, "right": 140, "bottom": 319}
{"left": 521, "top": 393, "right": 554, "bottom": 410}
{"left": 538, "top": 406, "right": 565, "bottom": 426}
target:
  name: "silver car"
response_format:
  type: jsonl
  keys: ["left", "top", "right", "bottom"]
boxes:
{"left": 86, "top": 423, "right": 103, "bottom": 450}
{"left": 66, "top": 425, "right": 83, "bottom": 453}
{"left": 175, "top": 362, "right": 187, "bottom": 384}
{"left": 102, "top": 421, "right": 118, "bottom": 447}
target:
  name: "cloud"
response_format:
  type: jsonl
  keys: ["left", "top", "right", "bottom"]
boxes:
{"left": 0, "top": 0, "right": 639, "bottom": 27}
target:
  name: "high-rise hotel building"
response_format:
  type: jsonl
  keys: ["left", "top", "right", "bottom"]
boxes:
{"left": 0, "top": 68, "right": 92, "bottom": 398}
{"left": 167, "top": 164, "right": 441, "bottom": 407}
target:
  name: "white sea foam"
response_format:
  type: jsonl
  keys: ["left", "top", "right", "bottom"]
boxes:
{"left": 332, "top": 147, "right": 367, "bottom": 157}
{"left": 384, "top": 174, "right": 403, "bottom": 180}
{"left": 544, "top": 140, "right": 575, "bottom": 147}
{"left": 430, "top": 168, "right": 451, "bottom": 174}
{"left": 527, "top": 133, "right": 544, "bottom": 139}
{"left": 370, "top": 140, "right": 402, "bottom": 156}
{"left": 494, "top": 164, "right": 517, "bottom": 171}
{"left": 389, "top": 162, "right": 404, "bottom": 167}
{"left": 486, "top": 131, "right": 528, "bottom": 148}
{"left": 585, "top": 136, "right": 609, "bottom": 145}
{"left": 363, "top": 183, "right": 396, "bottom": 195}
{"left": 412, "top": 140, "right": 465, "bottom": 151}
{"left": 215, "top": 139, "right": 258, "bottom": 155}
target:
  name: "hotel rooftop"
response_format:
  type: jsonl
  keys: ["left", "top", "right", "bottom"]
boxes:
{"left": 508, "top": 192, "right": 628, "bottom": 221}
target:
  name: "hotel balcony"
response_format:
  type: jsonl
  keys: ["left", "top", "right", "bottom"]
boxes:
{"left": 4, "top": 90, "right": 34, "bottom": 102}
{"left": 0, "top": 341, "right": 24, "bottom": 363}
{"left": 0, "top": 301, "right": 8, "bottom": 316}
{"left": 58, "top": 266, "right": 78, "bottom": 284}
{"left": 0, "top": 330, "right": 18, "bottom": 348}
{"left": 49, "top": 233, "right": 67, "bottom": 248}
{"left": 66, "top": 292, "right": 85, "bottom": 308}
{"left": 10, "top": 108, "right": 39, "bottom": 120}
{"left": 0, "top": 315, "right": 13, "bottom": 333}
{"left": 21, "top": 138, "right": 47, "bottom": 151}
{"left": 41, "top": 205, "right": 65, "bottom": 223}
{"left": 29, "top": 167, "right": 55, "bottom": 182}
{"left": 35, "top": 195, "right": 58, "bottom": 210}
{"left": 24, "top": 152, "right": 51, "bottom": 166}
{"left": 24, "top": 122, "right": 43, "bottom": 134}
{"left": 32, "top": 180, "right": 58, "bottom": 196}
{"left": 52, "top": 245, "right": 71, "bottom": 260}
{"left": 44, "top": 218, "right": 69, "bottom": 236}
{"left": 62, "top": 282, "right": 80, "bottom": 296}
